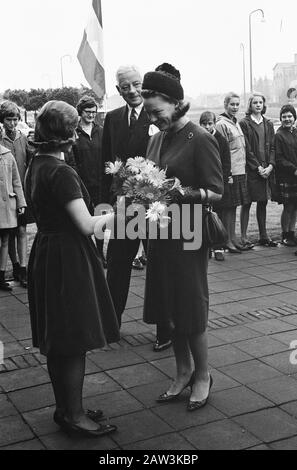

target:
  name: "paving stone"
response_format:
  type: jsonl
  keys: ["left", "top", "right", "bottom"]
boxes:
{"left": 226, "top": 289, "right": 264, "bottom": 301}
{"left": 269, "top": 436, "right": 297, "bottom": 450}
{"left": 120, "top": 321, "right": 152, "bottom": 336}
{"left": 150, "top": 357, "right": 176, "bottom": 378}
{"left": 0, "top": 366, "right": 50, "bottom": 392}
{"left": 209, "top": 293, "right": 233, "bottom": 305}
{"left": 210, "top": 325, "right": 262, "bottom": 343}
{"left": 106, "top": 363, "right": 167, "bottom": 389}
{"left": 129, "top": 343, "right": 172, "bottom": 363}
{"left": 234, "top": 277, "right": 269, "bottom": 289}
{"left": 89, "top": 349, "right": 144, "bottom": 371}
{"left": 84, "top": 357, "right": 102, "bottom": 375}
{"left": 8, "top": 383, "right": 55, "bottom": 412}
{"left": 124, "top": 307, "right": 145, "bottom": 320}
{"left": 84, "top": 389, "right": 144, "bottom": 417}
{"left": 0, "top": 394, "right": 18, "bottom": 418}
{"left": 219, "top": 359, "right": 282, "bottom": 384}
{"left": 271, "top": 330, "right": 297, "bottom": 346}
{"left": 247, "top": 444, "right": 271, "bottom": 450}
{"left": 282, "top": 315, "right": 297, "bottom": 327}
{"left": 247, "top": 319, "right": 296, "bottom": 335}
{"left": 233, "top": 336, "right": 288, "bottom": 358}
{"left": 0, "top": 415, "right": 34, "bottom": 447}
{"left": 122, "top": 433, "right": 196, "bottom": 450}
{"left": 273, "top": 292, "right": 297, "bottom": 305}
{"left": 211, "top": 386, "right": 274, "bottom": 416}
{"left": 248, "top": 376, "right": 297, "bottom": 405}
{"left": 259, "top": 351, "right": 297, "bottom": 375}
{"left": 110, "top": 410, "right": 173, "bottom": 446}
{"left": 1, "top": 438, "right": 46, "bottom": 450}
{"left": 153, "top": 401, "right": 225, "bottom": 430}
{"left": 39, "top": 431, "right": 117, "bottom": 450}
{"left": 207, "top": 333, "right": 227, "bottom": 348}
{"left": 7, "top": 326, "right": 32, "bottom": 341}
{"left": 129, "top": 379, "right": 172, "bottom": 408}
{"left": 125, "top": 293, "right": 144, "bottom": 309}
{"left": 208, "top": 344, "right": 253, "bottom": 368}
{"left": 23, "top": 406, "right": 59, "bottom": 436}
{"left": 281, "top": 401, "right": 297, "bottom": 419}
{"left": 234, "top": 408, "right": 297, "bottom": 443}
{"left": 210, "top": 270, "right": 250, "bottom": 281}
{"left": 0, "top": 326, "right": 15, "bottom": 343}
{"left": 181, "top": 419, "right": 260, "bottom": 450}
{"left": 210, "top": 369, "right": 241, "bottom": 392}
{"left": 83, "top": 372, "right": 122, "bottom": 397}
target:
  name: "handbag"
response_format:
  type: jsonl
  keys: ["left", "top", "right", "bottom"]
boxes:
{"left": 202, "top": 205, "right": 228, "bottom": 249}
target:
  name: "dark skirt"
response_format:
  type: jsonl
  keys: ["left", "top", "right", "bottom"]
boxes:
{"left": 278, "top": 182, "right": 297, "bottom": 205}
{"left": 228, "top": 174, "right": 250, "bottom": 207}
{"left": 28, "top": 229, "right": 120, "bottom": 356}
{"left": 247, "top": 169, "right": 271, "bottom": 202}
{"left": 143, "top": 239, "right": 209, "bottom": 335}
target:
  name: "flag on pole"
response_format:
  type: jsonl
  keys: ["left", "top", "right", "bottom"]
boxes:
{"left": 77, "top": 0, "right": 106, "bottom": 99}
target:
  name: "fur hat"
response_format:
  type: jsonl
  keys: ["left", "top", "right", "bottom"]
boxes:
{"left": 142, "top": 63, "right": 184, "bottom": 101}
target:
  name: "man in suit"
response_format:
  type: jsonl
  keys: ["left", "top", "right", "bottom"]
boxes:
{"left": 102, "top": 65, "right": 172, "bottom": 352}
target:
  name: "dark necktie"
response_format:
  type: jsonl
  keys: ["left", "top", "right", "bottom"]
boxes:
{"left": 129, "top": 108, "right": 138, "bottom": 130}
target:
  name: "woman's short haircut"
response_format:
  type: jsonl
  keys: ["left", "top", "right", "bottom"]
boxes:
{"left": 0, "top": 100, "right": 21, "bottom": 123}
{"left": 224, "top": 92, "right": 240, "bottom": 109}
{"left": 141, "top": 89, "right": 190, "bottom": 121}
{"left": 76, "top": 96, "right": 98, "bottom": 116}
{"left": 199, "top": 111, "right": 216, "bottom": 124}
{"left": 33, "top": 100, "right": 79, "bottom": 152}
{"left": 279, "top": 104, "right": 297, "bottom": 121}
{"left": 246, "top": 93, "right": 267, "bottom": 115}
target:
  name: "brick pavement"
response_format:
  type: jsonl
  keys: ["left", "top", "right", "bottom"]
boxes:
{"left": 1, "top": 244, "right": 297, "bottom": 450}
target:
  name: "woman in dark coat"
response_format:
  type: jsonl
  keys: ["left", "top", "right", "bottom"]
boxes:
{"left": 274, "top": 104, "right": 297, "bottom": 248}
{"left": 142, "top": 64, "right": 223, "bottom": 411}
{"left": 26, "top": 101, "right": 119, "bottom": 437}
{"left": 240, "top": 93, "right": 277, "bottom": 247}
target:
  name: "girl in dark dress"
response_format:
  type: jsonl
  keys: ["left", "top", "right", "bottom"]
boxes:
{"left": 240, "top": 94, "right": 277, "bottom": 247}
{"left": 274, "top": 104, "right": 297, "bottom": 249}
{"left": 142, "top": 64, "right": 223, "bottom": 411}
{"left": 26, "top": 101, "right": 119, "bottom": 437}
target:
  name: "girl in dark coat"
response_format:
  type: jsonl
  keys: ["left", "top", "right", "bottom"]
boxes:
{"left": 26, "top": 101, "right": 119, "bottom": 437}
{"left": 240, "top": 93, "right": 277, "bottom": 247}
{"left": 274, "top": 104, "right": 297, "bottom": 248}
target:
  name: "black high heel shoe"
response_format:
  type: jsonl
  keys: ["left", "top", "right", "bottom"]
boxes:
{"left": 187, "top": 374, "right": 213, "bottom": 411}
{"left": 156, "top": 372, "right": 195, "bottom": 403}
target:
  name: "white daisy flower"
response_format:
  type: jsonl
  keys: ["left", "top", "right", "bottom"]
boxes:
{"left": 147, "top": 167, "right": 167, "bottom": 187}
{"left": 105, "top": 161, "right": 122, "bottom": 175}
{"left": 126, "top": 156, "right": 147, "bottom": 173}
{"left": 146, "top": 201, "right": 167, "bottom": 222}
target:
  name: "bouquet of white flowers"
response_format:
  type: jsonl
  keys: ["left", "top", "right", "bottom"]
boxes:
{"left": 105, "top": 157, "right": 184, "bottom": 224}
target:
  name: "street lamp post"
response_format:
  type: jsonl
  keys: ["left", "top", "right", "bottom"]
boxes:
{"left": 240, "top": 43, "right": 246, "bottom": 107}
{"left": 60, "top": 54, "right": 72, "bottom": 88}
{"left": 249, "top": 9, "right": 265, "bottom": 93}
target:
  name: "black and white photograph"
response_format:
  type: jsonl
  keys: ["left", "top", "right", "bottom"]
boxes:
{"left": 1, "top": 0, "right": 297, "bottom": 455}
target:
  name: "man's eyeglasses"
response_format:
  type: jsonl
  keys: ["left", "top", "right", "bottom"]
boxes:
{"left": 83, "top": 110, "right": 97, "bottom": 115}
